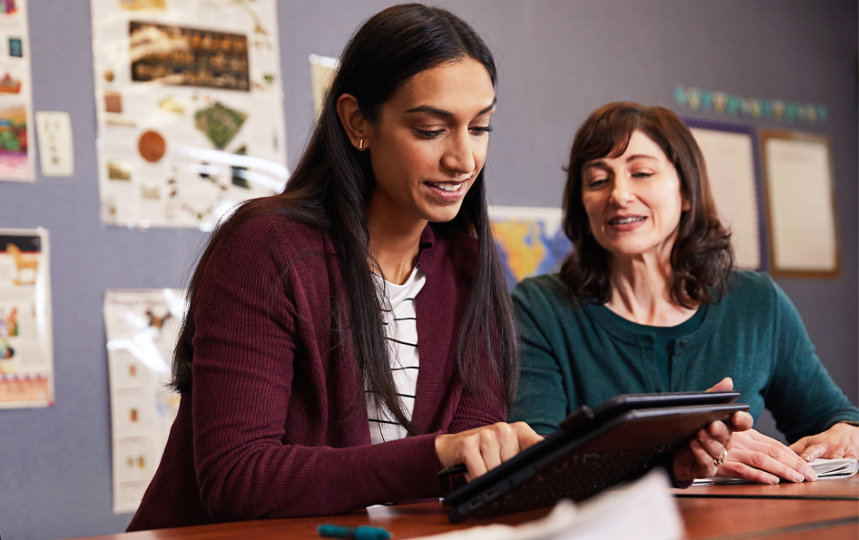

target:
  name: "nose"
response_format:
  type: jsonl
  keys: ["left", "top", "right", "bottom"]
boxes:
{"left": 609, "top": 176, "right": 634, "bottom": 206}
{"left": 441, "top": 130, "right": 476, "bottom": 176}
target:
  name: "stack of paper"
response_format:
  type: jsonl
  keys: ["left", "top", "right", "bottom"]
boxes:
{"left": 810, "top": 457, "right": 859, "bottom": 478}
{"left": 693, "top": 457, "right": 859, "bottom": 485}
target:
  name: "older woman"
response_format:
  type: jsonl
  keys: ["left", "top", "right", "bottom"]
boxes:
{"left": 510, "top": 102, "right": 858, "bottom": 484}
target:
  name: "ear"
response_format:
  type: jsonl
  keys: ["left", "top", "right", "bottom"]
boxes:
{"left": 336, "top": 93, "right": 369, "bottom": 151}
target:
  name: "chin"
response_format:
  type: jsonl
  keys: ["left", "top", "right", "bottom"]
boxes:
{"left": 424, "top": 206, "right": 465, "bottom": 224}
{"left": 428, "top": 216, "right": 460, "bottom": 225}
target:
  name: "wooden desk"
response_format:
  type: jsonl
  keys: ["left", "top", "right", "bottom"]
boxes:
{"left": 677, "top": 497, "right": 858, "bottom": 539}
{"left": 69, "top": 477, "right": 859, "bottom": 540}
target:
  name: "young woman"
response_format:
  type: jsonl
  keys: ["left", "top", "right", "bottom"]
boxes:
{"left": 510, "top": 102, "right": 858, "bottom": 484}
{"left": 127, "top": 4, "right": 542, "bottom": 530}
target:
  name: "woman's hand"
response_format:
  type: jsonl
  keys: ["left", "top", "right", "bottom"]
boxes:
{"left": 704, "top": 376, "right": 822, "bottom": 484}
{"left": 672, "top": 410, "right": 753, "bottom": 484}
{"left": 719, "top": 429, "right": 817, "bottom": 484}
{"left": 789, "top": 422, "right": 859, "bottom": 462}
{"left": 435, "top": 421, "right": 543, "bottom": 481}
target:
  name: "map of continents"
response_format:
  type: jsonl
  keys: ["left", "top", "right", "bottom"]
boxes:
{"left": 490, "top": 207, "right": 571, "bottom": 290}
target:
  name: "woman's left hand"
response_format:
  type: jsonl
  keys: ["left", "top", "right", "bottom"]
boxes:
{"left": 789, "top": 422, "right": 859, "bottom": 461}
{"left": 672, "top": 410, "right": 754, "bottom": 485}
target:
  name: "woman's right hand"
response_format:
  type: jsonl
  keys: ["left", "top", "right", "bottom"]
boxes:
{"left": 718, "top": 429, "right": 817, "bottom": 483}
{"left": 672, "top": 409, "right": 753, "bottom": 484}
{"left": 706, "top": 377, "right": 816, "bottom": 484}
{"left": 435, "top": 422, "right": 543, "bottom": 481}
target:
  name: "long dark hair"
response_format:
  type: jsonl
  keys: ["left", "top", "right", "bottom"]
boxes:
{"left": 171, "top": 4, "right": 518, "bottom": 432}
{"left": 560, "top": 102, "right": 733, "bottom": 306}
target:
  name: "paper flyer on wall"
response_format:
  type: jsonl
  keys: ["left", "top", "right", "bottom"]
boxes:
{"left": 104, "top": 288, "right": 185, "bottom": 513}
{"left": 0, "top": 228, "right": 54, "bottom": 407}
{"left": 90, "top": 0, "right": 288, "bottom": 230}
{"left": 0, "top": 0, "right": 35, "bottom": 182}
{"left": 309, "top": 53, "right": 338, "bottom": 119}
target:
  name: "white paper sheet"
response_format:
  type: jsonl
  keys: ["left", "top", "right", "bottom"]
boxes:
{"left": 763, "top": 134, "right": 837, "bottom": 274}
{"left": 0, "top": 227, "right": 54, "bottom": 407}
{"left": 104, "top": 288, "right": 185, "bottom": 513}
{"left": 690, "top": 126, "right": 762, "bottom": 270}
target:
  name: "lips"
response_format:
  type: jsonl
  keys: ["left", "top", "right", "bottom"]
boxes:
{"left": 609, "top": 215, "right": 646, "bottom": 225}
{"left": 426, "top": 181, "right": 465, "bottom": 192}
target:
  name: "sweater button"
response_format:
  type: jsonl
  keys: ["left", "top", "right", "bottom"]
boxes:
{"left": 679, "top": 339, "right": 689, "bottom": 347}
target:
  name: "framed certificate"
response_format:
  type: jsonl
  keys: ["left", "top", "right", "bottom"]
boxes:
{"left": 759, "top": 129, "right": 839, "bottom": 277}
{"left": 687, "top": 120, "right": 765, "bottom": 271}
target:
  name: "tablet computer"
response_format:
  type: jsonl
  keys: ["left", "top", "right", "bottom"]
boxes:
{"left": 443, "top": 391, "right": 747, "bottom": 523}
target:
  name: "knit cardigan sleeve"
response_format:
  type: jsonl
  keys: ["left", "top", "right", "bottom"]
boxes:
{"left": 508, "top": 275, "right": 573, "bottom": 435}
{"left": 755, "top": 275, "right": 859, "bottom": 442}
{"left": 188, "top": 215, "right": 446, "bottom": 521}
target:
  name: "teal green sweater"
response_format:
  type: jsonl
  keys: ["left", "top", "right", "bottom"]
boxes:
{"left": 510, "top": 271, "right": 858, "bottom": 442}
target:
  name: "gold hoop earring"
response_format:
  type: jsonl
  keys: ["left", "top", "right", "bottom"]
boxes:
{"left": 358, "top": 138, "right": 364, "bottom": 150}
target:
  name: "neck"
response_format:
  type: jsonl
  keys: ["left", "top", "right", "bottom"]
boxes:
{"left": 366, "top": 202, "right": 426, "bottom": 286}
{"left": 605, "top": 252, "right": 696, "bottom": 326}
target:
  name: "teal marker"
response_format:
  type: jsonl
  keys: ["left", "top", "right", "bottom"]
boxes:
{"left": 317, "top": 523, "right": 392, "bottom": 540}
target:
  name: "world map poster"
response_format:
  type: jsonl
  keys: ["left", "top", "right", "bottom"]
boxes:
{"left": 490, "top": 206, "right": 571, "bottom": 291}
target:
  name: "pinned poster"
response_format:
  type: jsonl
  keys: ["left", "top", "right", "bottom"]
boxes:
{"left": 309, "top": 54, "right": 338, "bottom": 119}
{"left": 0, "top": 227, "right": 54, "bottom": 407}
{"left": 0, "top": 0, "right": 35, "bottom": 182}
{"left": 90, "top": 0, "right": 288, "bottom": 230}
{"left": 104, "top": 288, "right": 185, "bottom": 513}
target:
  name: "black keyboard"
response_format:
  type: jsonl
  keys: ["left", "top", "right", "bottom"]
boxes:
{"left": 467, "top": 445, "right": 675, "bottom": 520}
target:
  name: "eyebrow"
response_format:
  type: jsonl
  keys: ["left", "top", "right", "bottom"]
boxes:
{"left": 624, "top": 154, "right": 659, "bottom": 162}
{"left": 404, "top": 97, "right": 497, "bottom": 118}
{"left": 584, "top": 154, "right": 658, "bottom": 170}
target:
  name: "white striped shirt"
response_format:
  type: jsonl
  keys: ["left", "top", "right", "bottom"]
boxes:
{"left": 367, "top": 265, "right": 426, "bottom": 444}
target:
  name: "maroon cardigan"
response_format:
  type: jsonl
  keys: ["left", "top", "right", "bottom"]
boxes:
{"left": 127, "top": 215, "right": 505, "bottom": 531}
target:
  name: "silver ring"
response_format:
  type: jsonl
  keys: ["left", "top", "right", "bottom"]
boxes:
{"left": 713, "top": 448, "right": 727, "bottom": 467}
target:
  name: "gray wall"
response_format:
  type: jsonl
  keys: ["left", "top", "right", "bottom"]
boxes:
{"left": 2, "top": 1, "right": 856, "bottom": 538}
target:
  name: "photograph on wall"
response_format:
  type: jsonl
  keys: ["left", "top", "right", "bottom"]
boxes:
{"left": 760, "top": 129, "right": 839, "bottom": 277}
{"left": 0, "top": 228, "right": 53, "bottom": 407}
{"left": 104, "top": 288, "right": 185, "bottom": 513}
{"left": 90, "top": 0, "right": 288, "bottom": 230}
{"left": 687, "top": 120, "right": 765, "bottom": 271}
{"left": 489, "top": 206, "right": 571, "bottom": 291}
{"left": 0, "top": 0, "right": 35, "bottom": 182}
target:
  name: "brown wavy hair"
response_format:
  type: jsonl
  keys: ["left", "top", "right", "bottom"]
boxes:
{"left": 560, "top": 102, "right": 734, "bottom": 307}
